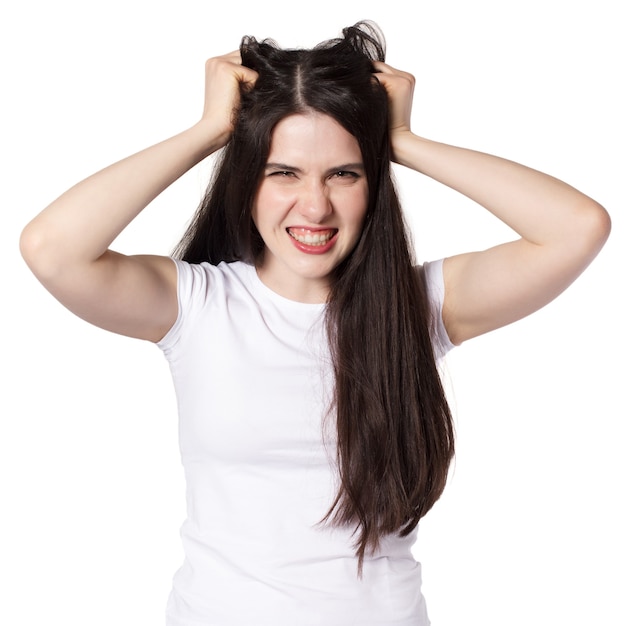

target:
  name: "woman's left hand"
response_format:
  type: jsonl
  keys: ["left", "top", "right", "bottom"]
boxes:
{"left": 373, "top": 61, "right": 416, "bottom": 159}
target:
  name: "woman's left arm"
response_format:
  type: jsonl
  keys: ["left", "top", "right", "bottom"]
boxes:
{"left": 375, "top": 62, "right": 611, "bottom": 345}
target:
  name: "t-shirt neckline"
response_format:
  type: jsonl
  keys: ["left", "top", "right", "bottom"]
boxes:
{"left": 241, "top": 262, "right": 327, "bottom": 313}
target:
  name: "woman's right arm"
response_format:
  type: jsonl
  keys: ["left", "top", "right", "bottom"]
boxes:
{"left": 20, "top": 52, "right": 257, "bottom": 343}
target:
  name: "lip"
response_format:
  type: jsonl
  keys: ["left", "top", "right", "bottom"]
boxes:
{"left": 287, "top": 227, "right": 338, "bottom": 255}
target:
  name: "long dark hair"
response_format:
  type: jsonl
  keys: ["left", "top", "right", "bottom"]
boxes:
{"left": 173, "top": 21, "right": 455, "bottom": 571}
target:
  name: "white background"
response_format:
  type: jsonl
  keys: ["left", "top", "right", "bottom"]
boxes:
{"left": 1, "top": 1, "right": 624, "bottom": 624}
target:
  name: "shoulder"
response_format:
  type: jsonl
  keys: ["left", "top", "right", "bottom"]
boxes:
{"left": 171, "top": 259, "right": 253, "bottom": 298}
{"left": 157, "top": 260, "right": 257, "bottom": 349}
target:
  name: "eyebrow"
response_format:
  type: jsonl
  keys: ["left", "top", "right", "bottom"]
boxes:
{"left": 264, "top": 162, "right": 366, "bottom": 174}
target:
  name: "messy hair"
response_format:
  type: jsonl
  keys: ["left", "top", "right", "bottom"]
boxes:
{"left": 173, "top": 21, "right": 454, "bottom": 572}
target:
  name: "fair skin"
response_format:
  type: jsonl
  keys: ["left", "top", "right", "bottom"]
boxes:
{"left": 19, "top": 52, "right": 610, "bottom": 346}
{"left": 253, "top": 113, "right": 369, "bottom": 303}
{"left": 374, "top": 61, "right": 611, "bottom": 344}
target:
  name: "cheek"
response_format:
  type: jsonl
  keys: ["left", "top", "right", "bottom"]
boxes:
{"left": 251, "top": 184, "right": 291, "bottom": 226}
{"left": 349, "top": 187, "right": 369, "bottom": 228}
{"left": 251, "top": 186, "right": 271, "bottom": 231}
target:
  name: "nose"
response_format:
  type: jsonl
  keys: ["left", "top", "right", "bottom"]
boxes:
{"left": 296, "top": 180, "right": 333, "bottom": 223}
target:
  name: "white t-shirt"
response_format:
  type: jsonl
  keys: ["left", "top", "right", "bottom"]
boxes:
{"left": 157, "top": 259, "right": 453, "bottom": 626}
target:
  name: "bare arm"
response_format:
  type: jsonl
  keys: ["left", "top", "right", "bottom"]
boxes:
{"left": 20, "top": 52, "right": 257, "bottom": 342}
{"left": 375, "top": 62, "right": 611, "bottom": 345}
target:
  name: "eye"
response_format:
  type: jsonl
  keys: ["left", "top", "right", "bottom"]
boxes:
{"left": 331, "top": 170, "right": 361, "bottom": 181}
{"left": 268, "top": 170, "right": 296, "bottom": 178}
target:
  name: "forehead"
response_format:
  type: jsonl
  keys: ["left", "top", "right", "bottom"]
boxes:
{"left": 268, "top": 113, "right": 362, "bottom": 164}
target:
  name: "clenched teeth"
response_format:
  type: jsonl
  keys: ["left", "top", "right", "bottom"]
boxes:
{"left": 287, "top": 229, "right": 336, "bottom": 246}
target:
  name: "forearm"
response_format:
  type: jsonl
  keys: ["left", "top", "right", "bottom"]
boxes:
{"left": 20, "top": 120, "right": 220, "bottom": 274}
{"left": 393, "top": 131, "right": 607, "bottom": 250}
{"left": 376, "top": 61, "right": 610, "bottom": 344}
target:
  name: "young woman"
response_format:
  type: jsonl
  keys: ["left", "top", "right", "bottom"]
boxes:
{"left": 20, "top": 22, "right": 610, "bottom": 626}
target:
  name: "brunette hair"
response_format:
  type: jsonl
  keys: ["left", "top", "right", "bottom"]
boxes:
{"left": 173, "top": 21, "right": 455, "bottom": 571}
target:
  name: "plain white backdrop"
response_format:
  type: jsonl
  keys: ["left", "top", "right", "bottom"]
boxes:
{"left": 2, "top": 1, "right": 624, "bottom": 624}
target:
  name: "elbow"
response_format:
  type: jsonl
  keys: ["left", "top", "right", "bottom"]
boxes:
{"left": 19, "top": 220, "right": 42, "bottom": 271}
{"left": 547, "top": 199, "right": 611, "bottom": 281}
{"left": 581, "top": 200, "right": 611, "bottom": 257}
{"left": 19, "top": 218, "right": 62, "bottom": 282}
{"left": 557, "top": 197, "right": 612, "bottom": 260}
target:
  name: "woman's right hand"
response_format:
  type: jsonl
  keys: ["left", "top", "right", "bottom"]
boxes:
{"left": 199, "top": 51, "right": 258, "bottom": 149}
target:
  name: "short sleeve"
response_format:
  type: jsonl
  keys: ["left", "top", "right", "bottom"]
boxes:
{"left": 156, "top": 259, "right": 215, "bottom": 357}
{"left": 423, "top": 259, "right": 455, "bottom": 359}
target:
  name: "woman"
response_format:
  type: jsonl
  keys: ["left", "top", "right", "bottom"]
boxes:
{"left": 20, "top": 21, "right": 610, "bottom": 626}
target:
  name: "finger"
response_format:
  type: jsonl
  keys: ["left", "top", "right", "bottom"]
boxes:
{"left": 372, "top": 61, "right": 408, "bottom": 76}
{"left": 372, "top": 60, "right": 394, "bottom": 74}
{"left": 373, "top": 61, "right": 415, "bottom": 85}
{"left": 373, "top": 72, "right": 396, "bottom": 94}
{"left": 220, "top": 50, "right": 258, "bottom": 87}
{"left": 236, "top": 66, "right": 259, "bottom": 89}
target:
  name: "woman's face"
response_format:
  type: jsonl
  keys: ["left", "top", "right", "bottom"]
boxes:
{"left": 252, "top": 112, "right": 369, "bottom": 303}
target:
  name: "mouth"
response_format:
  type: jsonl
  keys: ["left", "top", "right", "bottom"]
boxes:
{"left": 287, "top": 227, "right": 338, "bottom": 247}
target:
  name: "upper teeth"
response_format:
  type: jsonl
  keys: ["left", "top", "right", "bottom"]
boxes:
{"left": 289, "top": 230, "right": 333, "bottom": 245}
